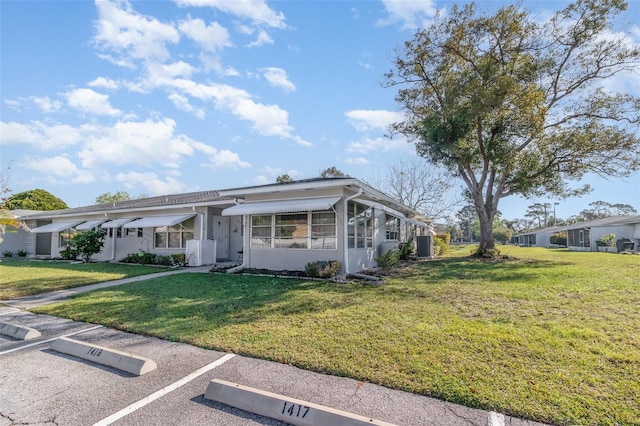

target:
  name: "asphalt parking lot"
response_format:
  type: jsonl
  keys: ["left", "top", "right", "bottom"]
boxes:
{"left": 0, "top": 307, "right": 546, "bottom": 426}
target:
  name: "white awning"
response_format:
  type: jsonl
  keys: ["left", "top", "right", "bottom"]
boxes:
{"left": 123, "top": 214, "right": 196, "bottom": 228}
{"left": 222, "top": 196, "right": 342, "bottom": 216}
{"left": 100, "top": 218, "right": 136, "bottom": 229}
{"left": 29, "top": 220, "right": 84, "bottom": 233}
{"left": 355, "top": 198, "right": 405, "bottom": 218}
{"left": 76, "top": 219, "right": 108, "bottom": 230}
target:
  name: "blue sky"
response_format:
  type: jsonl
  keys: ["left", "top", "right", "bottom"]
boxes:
{"left": 1, "top": 0, "right": 639, "bottom": 221}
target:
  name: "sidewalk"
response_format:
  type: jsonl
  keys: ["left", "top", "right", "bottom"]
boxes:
{"left": 2, "top": 266, "right": 213, "bottom": 310}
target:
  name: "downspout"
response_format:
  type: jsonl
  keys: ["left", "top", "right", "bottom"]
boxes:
{"left": 343, "top": 188, "right": 363, "bottom": 275}
{"left": 193, "top": 206, "right": 205, "bottom": 266}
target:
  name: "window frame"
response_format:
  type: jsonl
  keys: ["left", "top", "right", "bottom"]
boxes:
{"left": 250, "top": 210, "right": 336, "bottom": 250}
{"left": 153, "top": 217, "right": 195, "bottom": 249}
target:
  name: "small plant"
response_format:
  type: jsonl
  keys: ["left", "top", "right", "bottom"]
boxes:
{"left": 433, "top": 233, "right": 451, "bottom": 256}
{"left": 2, "top": 250, "right": 13, "bottom": 257}
{"left": 398, "top": 236, "right": 414, "bottom": 260}
{"left": 72, "top": 230, "right": 106, "bottom": 262}
{"left": 305, "top": 260, "right": 341, "bottom": 278}
{"left": 550, "top": 232, "right": 567, "bottom": 246}
{"left": 171, "top": 253, "right": 186, "bottom": 266}
{"left": 60, "top": 245, "right": 79, "bottom": 260}
{"left": 376, "top": 249, "right": 400, "bottom": 272}
{"left": 598, "top": 233, "right": 616, "bottom": 247}
{"left": 16, "top": 250, "right": 27, "bottom": 257}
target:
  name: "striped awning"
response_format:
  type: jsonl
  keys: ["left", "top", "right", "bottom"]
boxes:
{"left": 123, "top": 214, "right": 195, "bottom": 228}
{"left": 29, "top": 220, "right": 84, "bottom": 233}
{"left": 222, "top": 196, "right": 341, "bottom": 216}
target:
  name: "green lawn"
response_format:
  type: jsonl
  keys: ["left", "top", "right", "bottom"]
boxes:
{"left": 32, "top": 246, "right": 640, "bottom": 425}
{"left": 0, "top": 259, "right": 171, "bottom": 300}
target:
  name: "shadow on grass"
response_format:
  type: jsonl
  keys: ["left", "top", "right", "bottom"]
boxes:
{"left": 35, "top": 273, "right": 365, "bottom": 341}
{"left": 397, "top": 256, "right": 570, "bottom": 284}
{"left": 0, "top": 260, "right": 171, "bottom": 299}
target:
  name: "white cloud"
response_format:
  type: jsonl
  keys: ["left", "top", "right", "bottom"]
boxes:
{"left": 4, "top": 99, "right": 23, "bottom": 111}
{"left": 88, "top": 77, "right": 120, "bottom": 89}
{"left": 190, "top": 141, "right": 251, "bottom": 169}
{"left": 247, "top": 29, "right": 274, "bottom": 47}
{"left": 21, "top": 156, "right": 95, "bottom": 184}
{"left": 252, "top": 175, "right": 271, "bottom": 185}
{"left": 378, "top": 0, "right": 440, "bottom": 30}
{"left": 179, "top": 17, "right": 231, "bottom": 52}
{"left": 168, "top": 93, "right": 206, "bottom": 119}
{"left": 79, "top": 118, "right": 194, "bottom": 169}
{"left": 166, "top": 79, "right": 309, "bottom": 144}
{"left": 66, "top": 88, "right": 122, "bottom": 116}
{"left": 115, "top": 171, "right": 187, "bottom": 195}
{"left": 31, "top": 96, "right": 62, "bottom": 113}
{"left": 174, "top": 0, "right": 286, "bottom": 29}
{"left": 0, "top": 121, "right": 83, "bottom": 149}
{"left": 345, "top": 109, "right": 403, "bottom": 132}
{"left": 260, "top": 67, "right": 296, "bottom": 92}
{"left": 345, "top": 157, "right": 369, "bottom": 165}
{"left": 93, "top": 0, "right": 180, "bottom": 64}
{"left": 346, "top": 136, "right": 413, "bottom": 155}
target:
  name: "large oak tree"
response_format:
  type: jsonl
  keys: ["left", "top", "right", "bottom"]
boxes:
{"left": 385, "top": 0, "right": 640, "bottom": 255}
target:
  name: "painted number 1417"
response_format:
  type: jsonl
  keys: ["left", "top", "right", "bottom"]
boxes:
{"left": 282, "top": 401, "right": 310, "bottom": 419}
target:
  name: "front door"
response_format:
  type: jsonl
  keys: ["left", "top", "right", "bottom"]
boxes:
{"left": 212, "top": 215, "right": 230, "bottom": 259}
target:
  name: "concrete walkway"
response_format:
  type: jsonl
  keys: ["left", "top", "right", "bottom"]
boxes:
{"left": 2, "top": 266, "right": 213, "bottom": 310}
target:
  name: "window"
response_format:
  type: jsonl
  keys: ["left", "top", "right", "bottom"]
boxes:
{"left": 251, "top": 211, "right": 336, "bottom": 249}
{"left": 275, "top": 213, "right": 308, "bottom": 248}
{"left": 311, "top": 211, "right": 337, "bottom": 249}
{"left": 251, "top": 215, "right": 272, "bottom": 248}
{"left": 347, "top": 201, "right": 373, "bottom": 249}
{"left": 58, "top": 229, "right": 76, "bottom": 248}
{"left": 154, "top": 217, "right": 194, "bottom": 249}
{"left": 385, "top": 215, "right": 400, "bottom": 240}
{"left": 125, "top": 227, "right": 143, "bottom": 238}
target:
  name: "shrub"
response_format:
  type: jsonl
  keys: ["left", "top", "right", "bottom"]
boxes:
{"left": 550, "top": 232, "right": 567, "bottom": 246}
{"left": 398, "top": 236, "right": 414, "bottom": 260}
{"left": 433, "top": 233, "right": 451, "bottom": 256}
{"left": 305, "top": 260, "right": 341, "bottom": 278}
{"left": 16, "top": 250, "right": 27, "bottom": 257}
{"left": 493, "top": 227, "right": 513, "bottom": 244}
{"left": 60, "top": 245, "right": 79, "bottom": 260}
{"left": 598, "top": 233, "right": 616, "bottom": 247}
{"left": 376, "top": 249, "right": 400, "bottom": 272}
{"left": 72, "top": 230, "right": 106, "bottom": 263}
{"left": 171, "top": 253, "right": 186, "bottom": 266}
{"left": 2, "top": 250, "right": 13, "bottom": 257}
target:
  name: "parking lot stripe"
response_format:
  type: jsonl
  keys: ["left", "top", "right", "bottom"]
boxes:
{"left": 0, "top": 325, "right": 103, "bottom": 356}
{"left": 93, "top": 353, "right": 236, "bottom": 426}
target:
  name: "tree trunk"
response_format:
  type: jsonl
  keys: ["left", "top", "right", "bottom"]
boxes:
{"left": 477, "top": 212, "right": 496, "bottom": 253}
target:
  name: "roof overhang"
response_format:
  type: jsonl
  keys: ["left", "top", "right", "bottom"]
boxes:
{"left": 122, "top": 214, "right": 196, "bottom": 228}
{"left": 221, "top": 196, "right": 342, "bottom": 216}
{"left": 100, "top": 218, "right": 136, "bottom": 229}
{"left": 76, "top": 219, "right": 109, "bottom": 230}
{"left": 29, "top": 220, "right": 84, "bottom": 233}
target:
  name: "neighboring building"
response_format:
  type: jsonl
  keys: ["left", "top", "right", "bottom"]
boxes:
{"left": 513, "top": 215, "right": 640, "bottom": 252}
{"left": 0, "top": 209, "right": 41, "bottom": 256}
{"left": 13, "top": 178, "right": 434, "bottom": 274}
{"left": 564, "top": 215, "right": 640, "bottom": 252}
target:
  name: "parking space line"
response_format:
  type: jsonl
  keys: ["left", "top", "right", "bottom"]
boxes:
{"left": 0, "top": 325, "right": 103, "bottom": 355}
{"left": 93, "top": 353, "right": 236, "bottom": 426}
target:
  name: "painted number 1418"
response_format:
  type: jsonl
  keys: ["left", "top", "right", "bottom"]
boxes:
{"left": 282, "top": 401, "right": 310, "bottom": 419}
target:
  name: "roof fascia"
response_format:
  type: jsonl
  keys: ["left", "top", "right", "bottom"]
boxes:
{"left": 23, "top": 199, "right": 235, "bottom": 220}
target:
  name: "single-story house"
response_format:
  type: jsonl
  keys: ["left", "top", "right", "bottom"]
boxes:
{"left": 7, "top": 178, "right": 434, "bottom": 274}
{"left": 513, "top": 215, "right": 640, "bottom": 252}
{"left": 0, "top": 209, "right": 41, "bottom": 255}
{"left": 563, "top": 215, "right": 640, "bottom": 252}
